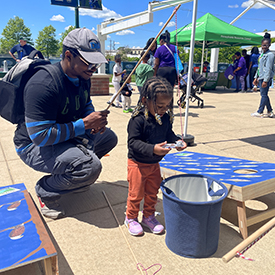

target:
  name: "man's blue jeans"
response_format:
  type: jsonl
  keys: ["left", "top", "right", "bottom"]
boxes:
{"left": 18, "top": 128, "right": 117, "bottom": 199}
{"left": 258, "top": 79, "right": 273, "bottom": 114}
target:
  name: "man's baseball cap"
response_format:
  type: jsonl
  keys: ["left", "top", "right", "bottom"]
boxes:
{"left": 19, "top": 37, "right": 27, "bottom": 41}
{"left": 63, "top": 28, "right": 107, "bottom": 64}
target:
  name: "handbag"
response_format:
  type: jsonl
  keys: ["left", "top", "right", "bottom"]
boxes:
{"left": 164, "top": 44, "right": 183, "bottom": 73}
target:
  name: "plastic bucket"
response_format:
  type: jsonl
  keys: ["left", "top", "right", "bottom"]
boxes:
{"left": 160, "top": 174, "right": 228, "bottom": 258}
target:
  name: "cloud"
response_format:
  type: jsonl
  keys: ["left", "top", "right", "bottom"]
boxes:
{"left": 228, "top": 4, "right": 239, "bottom": 8}
{"left": 50, "top": 14, "right": 65, "bottom": 22}
{"left": 70, "top": 5, "right": 122, "bottom": 20}
{"left": 65, "top": 25, "right": 73, "bottom": 30}
{"left": 158, "top": 21, "right": 175, "bottom": 28}
{"left": 241, "top": 0, "right": 267, "bottom": 9}
{"left": 116, "top": 30, "right": 135, "bottom": 36}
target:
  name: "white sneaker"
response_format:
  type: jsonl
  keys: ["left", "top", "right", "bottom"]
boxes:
{"left": 251, "top": 112, "right": 263, "bottom": 118}
{"left": 238, "top": 90, "right": 246, "bottom": 93}
{"left": 267, "top": 111, "right": 274, "bottom": 118}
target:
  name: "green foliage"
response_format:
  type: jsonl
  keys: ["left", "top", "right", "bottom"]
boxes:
{"left": 58, "top": 26, "right": 75, "bottom": 56}
{"left": 218, "top": 46, "right": 242, "bottom": 63}
{"left": 35, "top": 25, "right": 59, "bottom": 58}
{"left": 0, "top": 16, "right": 33, "bottom": 54}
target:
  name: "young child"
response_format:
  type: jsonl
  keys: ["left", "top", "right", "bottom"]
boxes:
{"left": 108, "top": 54, "right": 126, "bottom": 108}
{"left": 120, "top": 74, "right": 134, "bottom": 113}
{"left": 135, "top": 51, "right": 154, "bottom": 96}
{"left": 125, "top": 76, "right": 187, "bottom": 236}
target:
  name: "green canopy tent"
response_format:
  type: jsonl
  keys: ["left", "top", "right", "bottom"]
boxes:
{"left": 169, "top": 12, "right": 262, "bottom": 48}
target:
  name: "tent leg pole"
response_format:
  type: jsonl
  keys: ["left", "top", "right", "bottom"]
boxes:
{"left": 183, "top": 0, "right": 198, "bottom": 146}
{"left": 198, "top": 40, "right": 205, "bottom": 94}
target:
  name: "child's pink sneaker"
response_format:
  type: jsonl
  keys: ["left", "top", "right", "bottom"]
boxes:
{"left": 124, "top": 217, "right": 143, "bottom": 236}
{"left": 141, "top": 214, "right": 164, "bottom": 234}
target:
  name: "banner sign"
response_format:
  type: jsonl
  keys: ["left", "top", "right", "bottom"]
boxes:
{"left": 80, "top": 0, "right": 102, "bottom": 10}
{"left": 51, "top": 0, "right": 78, "bottom": 7}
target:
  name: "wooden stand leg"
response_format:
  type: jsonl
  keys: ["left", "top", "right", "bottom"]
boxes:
{"left": 44, "top": 256, "right": 58, "bottom": 275}
{"left": 237, "top": 201, "right": 248, "bottom": 239}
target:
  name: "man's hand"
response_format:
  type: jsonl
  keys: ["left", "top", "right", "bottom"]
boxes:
{"left": 82, "top": 110, "right": 109, "bottom": 134}
{"left": 154, "top": 142, "right": 171, "bottom": 156}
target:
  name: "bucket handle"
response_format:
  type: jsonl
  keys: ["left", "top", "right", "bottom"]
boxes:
{"left": 161, "top": 185, "right": 177, "bottom": 198}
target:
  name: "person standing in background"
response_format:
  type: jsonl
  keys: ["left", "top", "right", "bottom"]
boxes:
{"left": 135, "top": 51, "right": 154, "bottom": 96}
{"left": 143, "top": 38, "right": 157, "bottom": 68}
{"left": 249, "top": 46, "right": 260, "bottom": 91}
{"left": 153, "top": 30, "right": 177, "bottom": 88}
{"left": 232, "top": 52, "right": 247, "bottom": 93}
{"left": 251, "top": 33, "right": 274, "bottom": 118}
{"left": 242, "top": 49, "right": 250, "bottom": 91}
{"left": 9, "top": 37, "right": 36, "bottom": 62}
{"left": 107, "top": 54, "right": 126, "bottom": 108}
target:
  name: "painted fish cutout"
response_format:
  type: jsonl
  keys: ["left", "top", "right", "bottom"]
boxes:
{"left": 7, "top": 200, "right": 21, "bottom": 211}
{"left": 9, "top": 224, "right": 25, "bottom": 240}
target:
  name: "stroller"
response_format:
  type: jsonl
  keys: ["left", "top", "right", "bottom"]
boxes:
{"left": 177, "top": 71, "right": 207, "bottom": 108}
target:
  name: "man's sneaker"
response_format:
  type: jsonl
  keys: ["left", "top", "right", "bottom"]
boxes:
{"left": 124, "top": 217, "right": 143, "bottom": 236}
{"left": 267, "top": 111, "right": 274, "bottom": 118}
{"left": 251, "top": 112, "right": 263, "bottom": 118}
{"left": 141, "top": 214, "right": 164, "bottom": 234}
{"left": 38, "top": 197, "right": 65, "bottom": 220}
{"left": 127, "top": 108, "right": 133, "bottom": 112}
{"left": 123, "top": 109, "right": 129, "bottom": 113}
{"left": 238, "top": 90, "right": 246, "bottom": 93}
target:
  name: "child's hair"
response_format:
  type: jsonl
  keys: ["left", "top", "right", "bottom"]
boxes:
{"left": 132, "top": 76, "right": 174, "bottom": 124}
{"left": 122, "top": 73, "right": 131, "bottom": 83}
{"left": 159, "top": 30, "right": 170, "bottom": 45}
{"left": 262, "top": 32, "right": 271, "bottom": 45}
{"left": 140, "top": 50, "right": 150, "bottom": 61}
{"left": 114, "top": 54, "right": 121, "bottom": 61}
{"left": 251, "top": 46, "right": 259, "bottom": 55}
{"left": 144, "top": 38, "right": 157, "bottom": 54}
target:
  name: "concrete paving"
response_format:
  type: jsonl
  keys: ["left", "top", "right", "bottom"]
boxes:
{"left": 1, "top": 85, "right": 275, "bottom": 274}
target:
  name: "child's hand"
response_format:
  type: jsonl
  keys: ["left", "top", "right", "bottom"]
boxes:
{"left": 175, "top": 139, "right": 187, "bottom": 151}
{"left": 154, "top": 142, "right": 171, "bottom": 156}
{"left": 126, "top": 91, "right": 129, "bottom": 95}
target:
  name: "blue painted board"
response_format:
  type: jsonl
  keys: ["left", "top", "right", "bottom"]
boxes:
{"left": 160, "top": 151, "right": 275, "bottom": 187}
{"left": 0, "top": 183, "right": 49, "bottom": 271}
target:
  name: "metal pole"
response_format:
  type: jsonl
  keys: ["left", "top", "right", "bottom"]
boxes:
{"left": 183, "top": 0, "right": 198, "bottom": 137}
{"left": 230, "top": 1, "right": 256, "bottom": 25}
{"left": 75, "top": 7, "right": 79, "bottom": 28}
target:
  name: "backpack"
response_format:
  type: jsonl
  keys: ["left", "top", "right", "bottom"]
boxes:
{"left": 0, "top": 50, "right": 62, "bottom": 124}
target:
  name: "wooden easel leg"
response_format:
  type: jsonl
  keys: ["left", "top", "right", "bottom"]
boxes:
{"left": 44, "top": 256, "right": 58, "bottom": 275}
{"left": 237, "top": 201, "right": 248, "bottom": 239}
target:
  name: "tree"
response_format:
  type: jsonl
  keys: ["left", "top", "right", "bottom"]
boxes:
{"left": 218, "top": 46, "right": 242, "bottom": 63}
{"left": 35, "top": 25, "right": 59, "bottom": 58}
{"left": 58, "top": 26, "right": 75, "bottom": 56}
{"left": 0, "top": 16, "right": 33, "bottom": 54}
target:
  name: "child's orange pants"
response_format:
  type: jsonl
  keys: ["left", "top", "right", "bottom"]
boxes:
{"left": 126, "top": 158, "right": 162, "bottom": 219}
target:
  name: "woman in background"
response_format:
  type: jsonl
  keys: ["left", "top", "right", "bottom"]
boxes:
{"left": 153, "top": 30, "right": 177, "bottom": 88}
{"left": 249, "top": 46, "right": 260, "bottom": 91}
{"left": 251, "top": 33, "right": 274, "bottom": 118}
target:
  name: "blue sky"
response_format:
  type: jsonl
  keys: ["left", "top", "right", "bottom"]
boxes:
{"left": 0, "top": 0, "right": 275, "bottom": 50}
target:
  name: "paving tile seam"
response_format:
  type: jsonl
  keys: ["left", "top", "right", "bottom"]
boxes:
{"left": 0, "top": 143, "right": 14, "bottom": 183}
